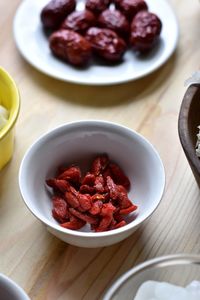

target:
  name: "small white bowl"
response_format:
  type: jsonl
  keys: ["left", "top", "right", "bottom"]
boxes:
{"left": 0, "top": 274, "right": 30, "bottom": 300}
{"left": 19, "top": 120, "right": 165, "bottom": 248}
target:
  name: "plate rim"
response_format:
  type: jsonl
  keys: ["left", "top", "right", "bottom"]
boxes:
{"left": 13, "top": 0, "right": 179, "bottom": 86}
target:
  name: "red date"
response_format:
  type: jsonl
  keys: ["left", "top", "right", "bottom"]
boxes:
{"left": 41, "top": 0, "right": 162, "bottom": 68}
{"left": 86, "top": 0, "right": 110, "bottom": 15}
{"left": 98, "top": 9, "right": 129, "bottom": 39}
{"left": 130, "top": 11, "right": 162, "bottom": 52}
{"left": 61, "top": 10, "right": 96, "bottom": 34}
{"left": 49, "top": 29, "right": 92, "bottom": 66}
{"left": 41, "top": 0, "right": 76, "bottom": 30}
{"left": 115, "top": 0, "right": 148, "bottom": 20}
{"left": 86, "top": 27, "right": 126, "bottom": 62}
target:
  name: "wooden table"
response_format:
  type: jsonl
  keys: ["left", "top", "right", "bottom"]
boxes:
{"left": 1, "top": 0, "right": 200, "bottom": 299}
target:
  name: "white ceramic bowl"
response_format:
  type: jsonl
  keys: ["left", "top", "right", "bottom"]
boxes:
{"left": 103, "top": 254, "right": 200, "bottom": 300}
{"left": 0, "top": 274, "right": 30, "bottom": 300}
{"left": 19, "top": 120, "right": 165, "bottom": 248}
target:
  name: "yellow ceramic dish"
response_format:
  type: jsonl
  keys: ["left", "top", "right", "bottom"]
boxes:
{"left": 0, "top": 67, "right": 20, "bottom": 170}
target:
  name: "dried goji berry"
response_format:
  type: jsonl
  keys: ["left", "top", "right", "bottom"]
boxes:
{"left": 46, "top": 178, "right": 59, "bottom": 188}
{"left": 58, "top": 166, "right": 81, "bottom": 183}
{"left": 65, "top": 191, "right": 80, "bottom": 208}
{"left": 69, "top": 208, "right": 98, "bottom": 224}
{"left": 46, "top": 179, "right": 70, "bottom": 193}
{"left": 109, "top": 163, "right": 130, "bottom": 190}
{"left": 80, "top": 184, "right": 95, "bottom": 194}
{"left": 94, "top": 175, "right": 105, "bottom": 193}
{"left": 82, "top": 172, "right": 96, "bottom": 186}
{"left": 89, "top": 200, "right": 103, "bottom": 215}
{"left": 106, "top": 176, "right": 119, "bottom": 200}
{"left": 113, "top": 220, "right": 126, "bottom": 229}
{"left": 78, "top": 193, "right": 92, "bottom": 211}
{"left": 90, "top": 156, "right": 101, "bottom": 176}
{"left": 95, "top": 203, "right": 116, "bottom": 231}
{"left": 69, "top": 185, "right": 79, "bottom": 197}
{"left": 117, "top": 185, "right": 133, "bottom": 208}
{"left": 119, "top": 205, "right": 137, "bottom": 215}
{"left": 90, "top": 154, "right": 109, "bottom": 176}
{"left": 61, "top": 217, "right": 86, "bottom": 230}
{"left": 95, "top": 215, "right": 113, "bottom": 232}
{"left": 52, "top": 196, "right": 69, "bottom": 223}
{"left": 101, "top": 202, "right": 116, "bottom": 216}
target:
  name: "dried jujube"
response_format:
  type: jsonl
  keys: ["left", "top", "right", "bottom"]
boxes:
{"left": 98, "top": 9, "right": 129, "bottom": 39}
{"left": 49, "top": 29, "right": 92, "bottom": 65}
{"left": 61, "top": 10, "right": 96, "bottom": 33}
{"left": 41, "top": 0, "right": 162, "bottom": 68}
{"left": 41, "top": 0, "right": 76, "bottom": 30}
{"left": 115, "top": 0, "right": 148, "bottom": 20}
{"left": 130, "top": 11, "right": 162, "bottom": 52}
{"left": 86, "top": 0, "right": 110, "bottom": 15}
{"left": 86, "top": 27, "right": 127, "bottom": 62}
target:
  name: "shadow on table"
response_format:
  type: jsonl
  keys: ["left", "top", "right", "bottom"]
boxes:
{"left": 21, "top": 52, "right": 177, "bottom": 108}
{"left": 31, "top": 225, "right": 149, "bottom": 300}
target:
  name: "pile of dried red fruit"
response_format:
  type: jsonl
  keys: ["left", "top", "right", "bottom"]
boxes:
{"left": 41, "top": 0, "right": 162, "bottom": 66}
{"left": 46, "top": 154, "right": 137, "bottom": 232}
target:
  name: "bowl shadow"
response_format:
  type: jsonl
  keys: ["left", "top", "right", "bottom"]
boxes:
{"left": 29, "top": 225, "right": 147, "bottom": 300}
{"left": 18, "top": 51, "right": 177, "bottom": 108}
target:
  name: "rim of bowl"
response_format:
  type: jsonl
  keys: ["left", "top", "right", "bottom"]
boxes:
{"left": 19, "top": 120, "right": 165, "bottom": 238}
{"left": 178, "top": 84, "right": 200, "bottom": 175}
{"left": 0, "top": 67, "right": 20, "bottom": 140}
{"left": 0, "top": 273, "right": 30, "bottom": 300}
{"left": 103, "top": 253, "right": 200, "bottom": 300}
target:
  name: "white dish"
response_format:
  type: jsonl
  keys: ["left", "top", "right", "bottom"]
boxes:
{"left": 0, "top": 273, "right": 30, "bottom": 300}
{"left": 13, "top": 0, "right": 179, "bottom": 85}
{"left": 103, "top": 254, "right": 200, "bottom": 300}
{"left": 19, "top": 120, "right": 165, "bottom": 248}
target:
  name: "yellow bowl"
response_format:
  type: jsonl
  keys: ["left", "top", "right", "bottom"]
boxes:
{"left": 0, "top": 67, "right": 20, "bottom": 170}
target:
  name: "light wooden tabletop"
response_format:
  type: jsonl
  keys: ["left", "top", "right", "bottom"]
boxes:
{"left": 1, "top": 0, "right": 200, "bottom": 299}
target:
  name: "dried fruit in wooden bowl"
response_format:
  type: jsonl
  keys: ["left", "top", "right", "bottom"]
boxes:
{"left": 196, "top": 126, "right": 200, "bottom": 158}
{"left": 178, "top": 81, "right": 200, "bottom": 188}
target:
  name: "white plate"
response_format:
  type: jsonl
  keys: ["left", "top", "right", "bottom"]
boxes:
{"left": 13, "top": 0, "right": 179, "bottom": 85}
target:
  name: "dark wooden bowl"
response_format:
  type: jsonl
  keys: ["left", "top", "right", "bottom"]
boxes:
{"left": 178, "top": 84, "right": 200, "bottom": 188}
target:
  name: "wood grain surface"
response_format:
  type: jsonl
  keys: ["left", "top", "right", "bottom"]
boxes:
{"left": 1, "top": 1, "right": 200, "bottom": 299}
